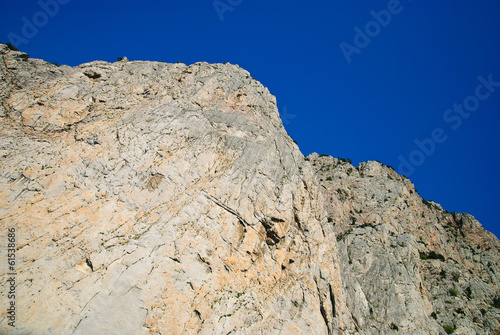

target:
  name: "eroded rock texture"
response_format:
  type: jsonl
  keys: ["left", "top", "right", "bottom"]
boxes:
{"left": 0, "top": 43, "right": 499, "bottom": 334}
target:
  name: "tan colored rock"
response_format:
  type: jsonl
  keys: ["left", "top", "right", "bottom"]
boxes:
{"left": 0, "top": 43, "right": 499, "bottom": 334}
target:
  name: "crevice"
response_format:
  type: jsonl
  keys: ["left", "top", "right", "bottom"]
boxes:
{"left": 259, "top": 217, "right": 283, "bottom": 246}
{"left": 352, "top": 315, "right": 360, "bottom": 332}
{"left": 319, "top": 303, "right": 330, "bottom": 335}
{"left": 197, "top": 253, "right": 212, "bottom": 273}
{"left": 85, "top": 257, "right": 94, "bottom": 272}
{"left": 204, "top": 193, "right": 251, "bottom": 226}
{"left": 83, "top": 70, "right": 101, "bottom": 80}
{"left": 329, "top": 284, "right": 336, "bottom": 318}
{"left": 314, "top": 277, "right": 333, "bottom": 335}
{"left": 168, "top": 256, "right": 181, "bottom": 263}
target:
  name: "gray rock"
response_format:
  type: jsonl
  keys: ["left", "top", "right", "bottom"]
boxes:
{"left": 0, "top": 43, "right": 499, "bottom": 334}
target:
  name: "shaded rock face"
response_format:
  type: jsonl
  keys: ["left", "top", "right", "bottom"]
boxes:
{"left": 0, "top": 43, "right": 499, "bottom": 334}
{"left": 312, "top": 156, "right": 500, "bottom": 334}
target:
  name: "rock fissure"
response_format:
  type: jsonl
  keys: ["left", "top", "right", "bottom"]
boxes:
{"left": 205, "top": 193, "right": 253, "bottom": 227}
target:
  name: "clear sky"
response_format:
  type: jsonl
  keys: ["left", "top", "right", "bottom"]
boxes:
{"left": 2, "top": 1, "right": 500, "bottom": 238}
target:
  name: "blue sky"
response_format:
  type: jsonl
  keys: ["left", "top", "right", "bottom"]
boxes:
{"left": 2, "top": 1, "right": 500, "bottom": 238}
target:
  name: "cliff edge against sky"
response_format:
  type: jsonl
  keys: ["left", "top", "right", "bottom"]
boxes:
{"left": 1, "top": 43, "right": 499, "bottom": 334}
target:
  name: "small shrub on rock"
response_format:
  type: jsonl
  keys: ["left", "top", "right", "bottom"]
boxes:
{"left": 443, "top": 324, "right": 455, "bottom": 334}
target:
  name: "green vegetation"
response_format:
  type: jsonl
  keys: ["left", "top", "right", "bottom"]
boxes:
{"left": 428, "top": 251, "right": 446, "bottom": 261}
{"left": 449, "top": 288, "right": 458, "bottom": 297}
{"left": 492, "top": 296, "right": 500, "bottom": 308}
{"left": 336, "top": 228, "right": 353, "bottom": 242}
{"left": 338, "top": 157, "right": 353, "bottom": 164}
{"left": 419, "top": 251, "right": 446, "bottom": 261}
{"left": 417, "top": 236, "right": 428, "bottom": 247}
{"left": 443, "top": 325, "right": 455, "bottom": 334}
{"left": 3, "top": 42, "right": 19, "bottom": 51}
{"left": 358, "top": 223, "right": 377, "bottom": 229}
{"left": 326, "top": 176, "right": 332, "bottom": 181}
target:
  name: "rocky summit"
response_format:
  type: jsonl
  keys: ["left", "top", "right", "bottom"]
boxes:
{"left": 0, "top": 42, "right": 499, "bottom": 334}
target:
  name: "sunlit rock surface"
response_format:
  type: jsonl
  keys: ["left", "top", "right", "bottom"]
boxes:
{"left": 1, "top": 43, "right": 499, "bottom": 334}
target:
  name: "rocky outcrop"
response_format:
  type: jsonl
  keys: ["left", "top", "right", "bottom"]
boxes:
{"left": 0, "top": 43, "right": 499, "bottom": 334}
{"left": 311, "top": 155, "right": 500, "bottom": 334}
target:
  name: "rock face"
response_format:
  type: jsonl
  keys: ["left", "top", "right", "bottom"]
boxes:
{"left": 0, "top": 43, "right": 499, "bottom": 334}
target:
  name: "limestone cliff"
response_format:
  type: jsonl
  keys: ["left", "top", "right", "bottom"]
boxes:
{"left": 0, "top": 43, "right": 499, "bottom": 334}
